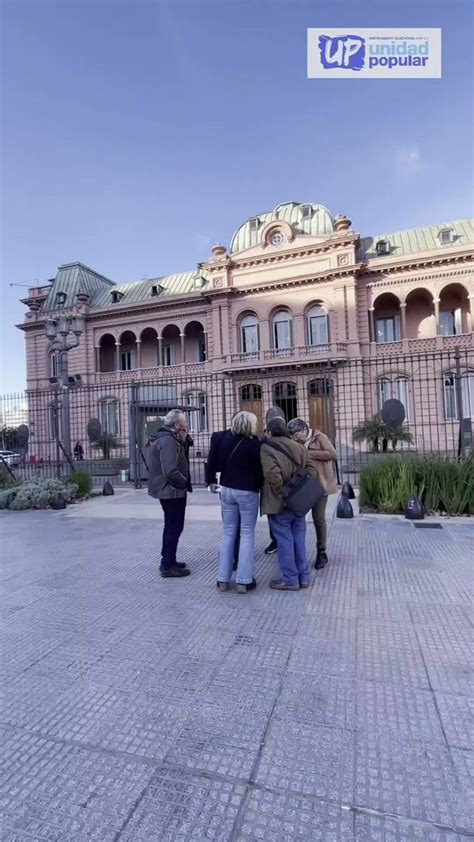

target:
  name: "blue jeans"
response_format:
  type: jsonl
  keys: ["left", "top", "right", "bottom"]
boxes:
{"left": 218, "top": 487, "right": 259, "bottom": 584}
{"left": 269, "top": 511, "right": 309, "bottom": 586}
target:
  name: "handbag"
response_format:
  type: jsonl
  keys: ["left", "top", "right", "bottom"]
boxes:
{"left": 265, "top": 440, "right": 324, "bottom": 518}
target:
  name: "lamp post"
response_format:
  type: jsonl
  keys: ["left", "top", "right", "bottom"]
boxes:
{"left": 45, "top": 314, "right": 84, "bottom": 471}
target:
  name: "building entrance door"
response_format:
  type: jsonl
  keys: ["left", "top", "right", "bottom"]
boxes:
{"left": 308, "top": 378, "right": 335, "bottom": 438}
{"left": 240, "top": 384, "right": 263, "bottom": 432}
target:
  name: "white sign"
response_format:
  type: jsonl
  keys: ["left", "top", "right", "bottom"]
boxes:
{"left": 307, "top": 28, "right": 442, "bottom": 79}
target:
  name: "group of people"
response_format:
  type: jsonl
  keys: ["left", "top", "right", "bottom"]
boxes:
{"left": 147, "top": 407, "right": 337, "bottom": 591}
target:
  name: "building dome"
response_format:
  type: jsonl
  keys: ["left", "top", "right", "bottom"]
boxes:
{"left": 230, "top": 201, "right": 335, "bottom": 253}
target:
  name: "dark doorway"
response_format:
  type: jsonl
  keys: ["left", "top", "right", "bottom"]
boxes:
{"left": 273, "top": 382, "right": 297, "bottom": 421}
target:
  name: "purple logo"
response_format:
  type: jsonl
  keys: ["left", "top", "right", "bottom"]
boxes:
{"left": 318, "top": 34, "right": 365, "bottom": 71}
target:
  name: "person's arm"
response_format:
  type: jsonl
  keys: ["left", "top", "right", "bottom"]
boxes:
{"left": 157, "top": 436, "right": 188, "bottom": 489}
{"left": 205, "top": 432, "right": 220, "bottom": 487}
{"left": 308, "top": 432, "right": 337, "bottom": 461}
{"left": 261, "top": 444, "right": 283, "bottom": 494}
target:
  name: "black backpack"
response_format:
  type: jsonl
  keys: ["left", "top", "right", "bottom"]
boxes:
{"left": 265, "top": 440, "right": 324, "bottom": 517}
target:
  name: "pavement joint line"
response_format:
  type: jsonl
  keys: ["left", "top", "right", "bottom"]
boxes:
{"left": 7, "top": 715, "right": 472, "bottom": 841}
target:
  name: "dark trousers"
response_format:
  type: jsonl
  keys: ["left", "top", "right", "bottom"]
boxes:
{"left": 160, "top": 496, "right": 187, "bottom": 570}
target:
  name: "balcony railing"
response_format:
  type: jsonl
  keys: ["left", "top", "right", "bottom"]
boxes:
{"left": 373, "top": 333, "right": 473, "bottom": 356}
{"left": 96, "top": 361, "right": 207, "bottom": 383}
{"left": 229, "top": 343, "right": 348, "bottom": 367}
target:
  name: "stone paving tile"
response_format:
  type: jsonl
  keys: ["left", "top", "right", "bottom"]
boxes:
{"left": 415, "top": 625, "right": 473, "bottom": 696}
{"left": 219, "top": 632, "right": 293, "bottom": 672}
{"left": 119, "top": 768, "right": 246, "bottom": 841}
{"left": 18, "top": 683, "right": 128, "bottom": 743}
{"left": 237, "top": 788, "right": 355, "bottom": 840}
{"left": 409, "top": 602, "right": 473, "bottom": 630}
{"left": 0, "top": 725, "right": 154, "bottom": 840}
{"left": 0, "top": 673, "right": 78, "bottom": 729}
{"left": 273, "top": 672, "right": 356, "bottom": 730}
{"left": 254, "top": 719, "right": 355, "bottom": 803}
{"left": 164, "top": 707, "right": 266, "bottom": 778}
{"left": 354, "top": 813, "right": 471, "bottom": 840}
{"left": 204, "top": 667, "right": 282, "bottom": 715}
{"left": 355, "top": 731, "right": 472, "bottom": 830}
{"left": 94, "top": 696, "right": 190, "bottom": 760}
{"left": 434, "top": 693, "right": 474, "bottom": 750}
{"left": 288, "top": 634, "right": 357, "bottom": 678}
{"left": 356, "top": 680, "right": 445, "bottom": 745}
{"left": 356, "top": 619, "right": 429, "bottom": 688}
{"left": 450, "top": 748, "right": 474, "bottom": 807}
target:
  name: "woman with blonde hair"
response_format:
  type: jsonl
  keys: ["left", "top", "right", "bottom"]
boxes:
{"left": 209, "top": 411, "right": 263, "bottom": 593}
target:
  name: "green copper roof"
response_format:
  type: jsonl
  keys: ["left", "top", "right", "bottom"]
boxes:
{"left": 43, "top": 263, "right": 114, "bottom": 311}
{"left": 358, "top": 218, "right": 474, "bottom": 260}
{"left": 230, "top": 201, "right": 335, "bottom": 253}
{"left": 91, "top": 271, "right": 209, "bottom": 308}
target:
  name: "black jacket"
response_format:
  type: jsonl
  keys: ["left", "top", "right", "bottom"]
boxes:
{"left": 148, "top": 427, "right": 190, "bottom": 499}
{"left": 205, "top": 429, "right": 263, "bottom": 492}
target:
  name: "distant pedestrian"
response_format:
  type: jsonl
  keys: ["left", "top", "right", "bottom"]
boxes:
{"left": 260, "top": 417, "right": 310, "bottom": 591}
{"left": 288, "top": 418, "right": 337, "bottom": 570}
{"left": 147, "top": 409, "right": 191, "bottom": 579}
{"left": 73, "top": 441, "right": 84, "bottom": 461}
{"left": 210, "top": 412, "right": 263, "bottom": 593}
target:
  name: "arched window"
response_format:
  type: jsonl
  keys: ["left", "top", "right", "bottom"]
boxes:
{"left": 444, "top": 373, "right": 474, "bottom": 420}
{"left": 99, "top": 399, "right": 119, "bottom": 435}
{"left": 240, "top": 314, "right": 259, "bottom": 354}
{"left": 240, "top": 385, "right": 262, "bottom": 401}
{"left": 307, "top": 306, "right": 329, "bottom": 346}
{"left": 273, "top": 310, "right": 292, "bottom": 350}
{"left": 377, "top": 377, "right": 410, "bottom": 422}
{"left": 185, "top": 392, "right": 207, "bottom": 432}
{"left": 50, "top": 352, "right": 61, "bottom": 378}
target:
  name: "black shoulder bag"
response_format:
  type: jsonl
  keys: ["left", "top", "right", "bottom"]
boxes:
{"left": 265, "top": 440, "right": 324, "bottom": 517}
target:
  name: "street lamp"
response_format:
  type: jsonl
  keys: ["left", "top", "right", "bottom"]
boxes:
{"left": 45, "top": 315, "right": 84, "bottom": 469}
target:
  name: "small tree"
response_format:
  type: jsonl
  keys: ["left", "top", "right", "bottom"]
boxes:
{"left": 92, "top": 433, "right": 124, "bottom": 460}
{"left": 353, "top": 415, "right": 413, "bottom": 453}
{"left": 353, "top": 416, "right": 386, "bottom": 452}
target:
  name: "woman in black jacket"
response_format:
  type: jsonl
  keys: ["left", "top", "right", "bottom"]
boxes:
{"left": 207, "top": 411, "right": 263, "bottom": 593}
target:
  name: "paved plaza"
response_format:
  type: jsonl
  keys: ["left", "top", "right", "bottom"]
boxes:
{"left": 1, "top": 489, "right": 473, "bottom": 841}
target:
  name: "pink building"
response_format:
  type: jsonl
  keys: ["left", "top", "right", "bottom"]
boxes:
{"left": 18, "top": 202, "right": 474, "bottom": 479}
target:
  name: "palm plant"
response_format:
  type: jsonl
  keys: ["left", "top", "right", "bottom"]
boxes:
{"left": 353, "top": 415, "right": 413, "bottom": 452}
{"left": 92, "top": 433, "right": 123, "bottom": 460}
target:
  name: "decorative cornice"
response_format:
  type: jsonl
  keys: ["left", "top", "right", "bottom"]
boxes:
{"left": 364, "top": 253, "right": 472, "bottom": 279}
{"left": 366, "top": 263, "right": 473, "bottom": 289}
{"left": 203, "top": 263, "right": 362, "bottom": 300}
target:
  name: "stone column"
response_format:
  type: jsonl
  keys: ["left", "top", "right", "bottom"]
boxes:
{"left": 203, "top": 330, "right": 209, "bottom": 362}
{"left": 95, "top": 346, "right": 100, "bottom": 373}
{"left": 434, "top": 298, "right": 440, "bottom": 335}
{"left": 468, "top": 294, "right": 474, "bottom": 333}
{"left": 135, "top": 339, "right": 141, "bottom": 370}
{"left": 369, "top": 308, "right": 376, "bottom": 343}
{"left": 180, "top": 333, "right": 186, "bottom": 364}
{"left": 115, "top": 341, "right": 121, "bottom": 371}
{"left": 399, "top": 302, "right": 407, "bottom": 339}
{"left": 158, "top": 337, "right": 163, "bottom": 367}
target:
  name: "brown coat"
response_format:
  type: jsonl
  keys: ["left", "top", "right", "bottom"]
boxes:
{"left": 260, "top": 437, "right": 308, "bottom": 515}
{"left": 306, "top": 431, "right": 337, "bottom": 495}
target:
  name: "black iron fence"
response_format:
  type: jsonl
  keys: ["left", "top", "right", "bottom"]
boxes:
{"left": 1, "top": 347, "right": 472, "bottom": 487}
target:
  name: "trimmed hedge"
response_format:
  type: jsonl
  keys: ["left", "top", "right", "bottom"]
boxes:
{"left": 359, "top": 454, "right": 474, "bottom": 516}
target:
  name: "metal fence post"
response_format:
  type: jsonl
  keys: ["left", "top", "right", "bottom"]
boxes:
{"left": 454, "top": 346, "right": 464, "bottom": 427}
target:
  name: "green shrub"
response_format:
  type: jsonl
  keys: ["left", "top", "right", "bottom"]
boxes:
{"left": 7, "top": 478, "right": 78, "bottom": 511}
{"left": 0, "top": 463, "right": 15, "bottom": 490}
{"left": 360, "top": 454, "right": 474, "bottom": 516}
{"left": 73, "top": 470, "right": 93, "bottom": 497}
{"left": 0, "top": 489, "right": 18, "bottom": 508}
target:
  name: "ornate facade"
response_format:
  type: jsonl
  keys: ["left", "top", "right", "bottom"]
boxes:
{"left": 19, "top": 202, "right": 474, "bottom": 469}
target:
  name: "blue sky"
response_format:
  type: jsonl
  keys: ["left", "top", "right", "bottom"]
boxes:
{"left": 1, "top": 0, "right": 473, "bottom": 392}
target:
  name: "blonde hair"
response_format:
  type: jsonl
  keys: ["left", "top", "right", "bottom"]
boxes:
{"left": 231, "top": 411, "right": 258, "bottom": 438}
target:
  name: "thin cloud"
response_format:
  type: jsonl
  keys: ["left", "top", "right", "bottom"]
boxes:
{"left": 395, "top": 144, "right": 425, "bottom": 175}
